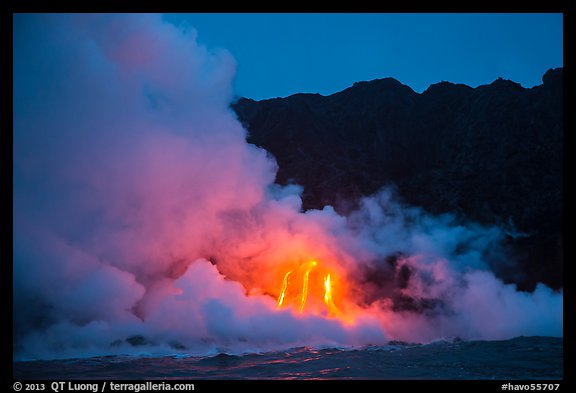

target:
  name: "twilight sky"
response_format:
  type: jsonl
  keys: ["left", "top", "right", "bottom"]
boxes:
{"left": 163, "top": 13, "right": 563, "bottom": 100}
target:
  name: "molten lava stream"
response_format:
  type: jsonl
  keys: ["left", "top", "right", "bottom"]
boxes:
{"left": 323, "top": 274, "right": 337, "bottom": 314}
{"left": 276, "top": 260, "right": 344, "bottom": 319}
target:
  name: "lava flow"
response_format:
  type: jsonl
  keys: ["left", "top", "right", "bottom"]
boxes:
{"left": 276, "top": 260, "right": 342, "bottom": 317}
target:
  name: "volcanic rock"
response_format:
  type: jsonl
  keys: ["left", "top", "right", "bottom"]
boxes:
{"left": 232, "top": 68, "right": 563, "bottom": 290}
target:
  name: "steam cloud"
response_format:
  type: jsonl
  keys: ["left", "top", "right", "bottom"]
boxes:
{"left": 13, "top": 14, "right": 562, "bottom": 360}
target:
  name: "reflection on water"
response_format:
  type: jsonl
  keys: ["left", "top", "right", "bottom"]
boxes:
{"left": 14, "top": 336, "right": 562, "bottom": 380}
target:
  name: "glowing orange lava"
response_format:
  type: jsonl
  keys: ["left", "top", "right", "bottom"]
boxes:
{"left": 323, "top": 274, "right": 337, "bottom": 314}
{"left": 299, "top": 260, "right": 316, "bottom": 312}
{"left": 277, "top": 270, "right": 292, "bottom": 309}
{"left": 276, "top": 260, "right": 342, "bottom": 317}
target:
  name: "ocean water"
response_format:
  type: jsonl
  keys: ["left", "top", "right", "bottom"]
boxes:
{"left": 14, "top": 336, "right": 562, "bottom": 380}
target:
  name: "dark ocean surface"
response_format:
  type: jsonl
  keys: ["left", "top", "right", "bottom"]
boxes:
{"left": 14, "top": 336, "right": 562, "bottom": 380}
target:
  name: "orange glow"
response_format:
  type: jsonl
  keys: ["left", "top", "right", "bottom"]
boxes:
{"left": 323, "top": 274, "right": 337, "bottom": 314}
{"left": 276, "top": 259, "right": 347, "bottom": 319}
{"left": 299, "top": 261, "right": 317, "bottom": 312}
{"left": 277, "top": 270, "right": 292, "bottom": 309}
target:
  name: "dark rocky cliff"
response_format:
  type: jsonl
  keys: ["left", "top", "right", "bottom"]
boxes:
{"left": 232, "top": 68, "right": 563, "bottom": 291}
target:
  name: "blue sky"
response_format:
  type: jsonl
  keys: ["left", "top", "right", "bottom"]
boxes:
{"left": 163, "top": 13, "right": 563, "bottom": 100}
